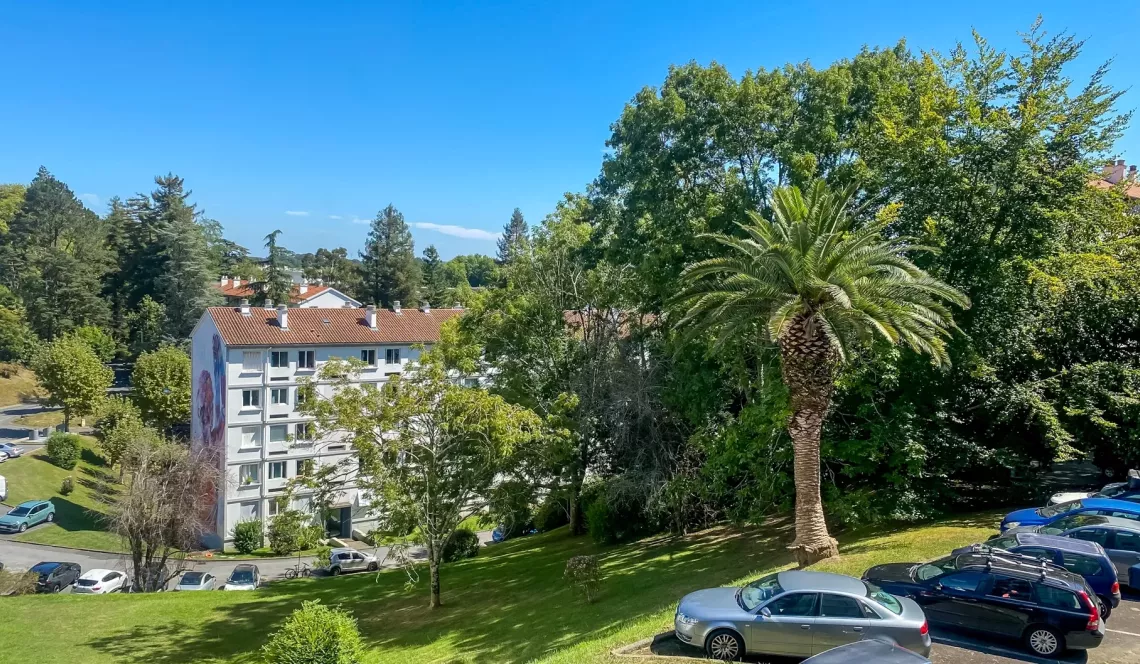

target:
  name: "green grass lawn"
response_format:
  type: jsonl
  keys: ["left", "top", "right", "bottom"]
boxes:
{"left": 0, "top": 511, "right": 1002, "bottom": 664}
{"left": 13, "top": 408, "right": 65, "bottom": 428}
{"left": 1, "top": 438, "right": 124, "bottom": 551}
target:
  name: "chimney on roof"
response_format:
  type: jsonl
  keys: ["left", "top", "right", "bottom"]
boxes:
{"left": 1108, "top": 159, "right": 1127, "bottom": 184}
{"left": 421, "top": 301, "right": 430, "bottom": 314}
{"left": 299, "top": 283, "right": 308, "bottom": 295}
{"left": 393, "top": 300, "right": 401, "bottom": 314}
{"left": 1129, "top": 165, "right": 1137, "bottom": 182}
{"left": 240, "top": 298, "right": 251, "bottom": 316}
{"left": 453, "top": 302, "right": 463, "bottom": 310}
{"left": 220, "top": 276, "right": 229, "bottom": 287}
{"left": 232, "top": 277, "right": 240, "bottom": 288}
{"left": 265, "top": 299, "right": 274, "bottom": 308}
{"left": 276, "top": 304, "right": 289, "bottom": 330}
{"left": 366, "top": 304, "right": 378, "bottom": 329}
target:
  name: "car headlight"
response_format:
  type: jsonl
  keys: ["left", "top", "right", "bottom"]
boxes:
{"left": 676, "top": 611, "right": 699, "bottom": 626}
{"left": 1004, "top": 521, "right": 1020, "bottom": 529}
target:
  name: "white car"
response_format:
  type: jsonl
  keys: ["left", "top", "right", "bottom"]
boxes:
{"left": 327, "top": 547, "right": 379, "bottom": 575}
{"left": 223, "top": 564, "right": 261, "bottom": 590}
{"left": 0, "top": 451, "right": 7, "bottom": 463}
{"left": 174, "top": 571, "right": 217, "bottom": 591}
{"left": 73, "top": 569, "right": 127, "bottom": 594}
{"left": 1048, "top": 490, "right": 1099, "bottom": 505}
{"left": 0, "top": 443, "right": 22, "bottom": 459}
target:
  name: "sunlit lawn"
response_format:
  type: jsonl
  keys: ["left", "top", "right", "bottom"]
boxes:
{"left": 13, "top": 408, "right": 65, "bottom": 428}
{"left": 0, "top": 511, "right": 1001, "bottom": 664}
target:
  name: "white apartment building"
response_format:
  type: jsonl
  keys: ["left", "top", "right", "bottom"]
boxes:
{"left": 190, "top": 300, "right": 462, "bottom": 549}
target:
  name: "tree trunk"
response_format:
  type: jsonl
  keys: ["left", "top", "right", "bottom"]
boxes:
{"left": 779, "top": 315, "right": 840, "bottom": 567}
{"left": 429, "top": 553, "right": 442, "bottom": 609}
{"left": 62, "top": 406, "right": 70, "bottom": 433}
{"left": 568, "top": 463, "right": 587, "bottom": 536}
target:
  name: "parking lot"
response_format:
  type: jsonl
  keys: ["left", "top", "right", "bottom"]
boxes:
{"left": 620, "top": 591, "right": 1140, "bottom": 664}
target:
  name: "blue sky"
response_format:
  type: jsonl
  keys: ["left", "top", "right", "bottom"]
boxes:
{"left": 2, "top": 2, "right": 1137, "bottom": 259}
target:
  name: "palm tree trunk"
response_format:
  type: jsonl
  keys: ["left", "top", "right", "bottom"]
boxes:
{"left": 779, "top": 315, "right": 840, "bottom": 567}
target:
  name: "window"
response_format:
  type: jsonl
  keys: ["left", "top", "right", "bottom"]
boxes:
{"left": 1071, "top": 529, "right": 1112, "bottom": 546}
{"left": 938, "top": 572, "right": 987, "bottom": 593}
{"left": 361, "top": 349, "right": 376, "bottom": 366}
{"left": 242, "top": 389, "right": 261, "bottom": 408}
{"left": 766, "top": 593, "right": 819, "bottom": 617}
{"left": 269, "top": 425, "right": 288, "bottom": 443}
{"left": 860, "top": 602, "right": 883, "bottom": 619}
{"left": 238, "top": 501, "right": 259, "bottom": 520}
{"left": 298, "top": 459, "right": 315, "bottom": 476}
{"left": 1036, "top": 584, "right": 1080, "bottom": 610}
{"left": 1096, "top": 510, "right": 1140, "bottom": 520}
{"left": 464, "top": 378, "right": 480, "bottom": 388}
{"left": 385, "top": 348, "right": 400, "bottom": 364}
{"left": 864, "top": 584, "right": 903, "bottom": 615}
{"left": 1061, "top": 552, "right": 1105, "bottom": 576}
{"left": 268, "top": 461, "right": 287, "bottom": 480}
{"left": 293, "top": 496, "right": 313, "bottom": 513}
{"left": 988, "top": 577, "right": 1034, "bottom": 601}
{"left": 327, "top": 444, "right": 346, "bottom": 452}
{"left": 270, "top": 351, "right": 288, "bottom": 368}
{"left": 1013, "top": 547, "right": 1054, "bottom": 562}
{"left": 242, "top": 351, "right": 263, "bottom": 371}
{"left": 238, "top": 464, "right": 260, "bottom": 486}
{"left": 1113, "top": 530, "right": 1140, "bottom": 552}
{"left": 819, "top": 594, "right": 864, "bottom": 619}
{"left": 240, "top": 427, "right": 259, "bottom": 448}
{"left": 297, "top": 350, "right": 315, "bottom": 369}
{"left": 295, "top": 387, "right": 307, "bottom": 406}
{"left": 271, "top": 388, "right": 289, "bottom": 405}
{"left": 268, "top": 497, "right": 285, "bottom": 517}
{"left": 295, "top": 422, "right": 313, "bottom": 440}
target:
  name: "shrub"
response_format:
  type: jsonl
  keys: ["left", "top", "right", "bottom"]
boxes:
{"left": 584, "top": 489, "right": 651, "bottom": 545}
{"left": 314, "top": 545, "right": 333, "bottom": 570}
{"left": 441, "top": 528, "right": 480, "bottom": 563}
{"left": 300, "top": 523, "right": 325, "bottom": 550}
{"left": 59, "top": 476, "right": 74, "bottom": 496}
{"left": 261, "top": 600, "right": 365, "bottom": 664}
{"left": 267, "top": 511, "right": 307, "bottom": 556}
{"left": 45, "top": 431, "right": 82, "bottom": 470}
{"left": 232, "top": 519, "right": 264, "bottom": 554}
{"left": 564, "top": 555, "right": 602, "bottom": 603}
{"left": 0, "top": 569, "right": 39, "bottom": 596}
{"left": 486, "top": 479, "right": 535, "bottom": 540}
{"left": 534, "top": 493, "right": 570, "bottom": 532}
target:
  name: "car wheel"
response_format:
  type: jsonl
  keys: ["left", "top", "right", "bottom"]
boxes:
{"left": 331, "top": 566, "right": 342, "bottom": 576}
{"left": 47, "top": 512, "right": 54, "bottom": 522}
{"left": 367, "top": 562, "right": 378, "bottom": 572}
{"left": 704, "top": 629, "right": 743, "bottom": 661}
{"left": 1024, "top": 625, "right": 1063, "bottom": 657}
{"left": 51, "top": 583, "right": 60, "bottom": 594}
{"left": 1099, "top": 597, "right": 1112, "bottom": 621}
{"left": 18, "top": 523, "right": 27, "bottom": 532}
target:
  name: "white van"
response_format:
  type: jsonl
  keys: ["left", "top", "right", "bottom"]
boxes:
{"left": 0, "top": 475, "right": 7, "bottom": 502}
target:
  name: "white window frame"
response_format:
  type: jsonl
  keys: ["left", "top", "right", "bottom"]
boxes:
{"left": 242, "top": 389, "right": 261, "bottom": 409}
{"left": 361, "top": 349, "right": 377, "bottom": 366}
{"left": 240, "top": 426, "right": 260, "bottom": 449}
{"left": 298, "top": 459, "right": 314, "bottom": 476}
{"left": 385, "top": 348, "right": 401, "bottom": 365}
{"left": 269, "top": 424, "right": 288, "bottom": 443}
{"left": 269, "top": 351, "right": 288, "bottom": 368}
{"left": 238, "top": 501, "right": 259, "bottom": 521}
{"left": 238, "top": 464, "right": 260, "bottom": 486}
{"left": 268, "top": 497, "right": 284, "bottom": 517}
{"left": 268, "top": 461, "right": 287, "bottom": 480}
{"left": 271, "top": 387, "right": 289, "bottom": 405}
{"left": 242, "top": 351, "right": 263, "bottom": 372}
{"left": 297, "top": 350, "right": 315, "bottom": 369}
{"left": 295, "top": 421, "right": 313, "bottom": 441}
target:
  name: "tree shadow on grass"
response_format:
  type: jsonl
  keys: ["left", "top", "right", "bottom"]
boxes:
{"left": 42, "top": 496, "right": 107, "bottom": 533}
{"left": 81, "top": 447, "right": 107, "bottom": 467}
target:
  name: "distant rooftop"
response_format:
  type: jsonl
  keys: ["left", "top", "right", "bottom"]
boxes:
{"left": 207, "top": 305, "right": 462, "bottom": 347}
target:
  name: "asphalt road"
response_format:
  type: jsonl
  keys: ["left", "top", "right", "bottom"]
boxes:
{"left": 0, "top": 402, "right": 53, "bottom": 445}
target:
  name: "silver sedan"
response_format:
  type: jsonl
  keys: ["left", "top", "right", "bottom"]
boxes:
{"left": 674, "top": 570, "right": 931, "bottom": 661}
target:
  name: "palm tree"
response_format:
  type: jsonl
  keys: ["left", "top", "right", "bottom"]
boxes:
{"left": 676, "top": 180, "right": 969, "bottom": 566}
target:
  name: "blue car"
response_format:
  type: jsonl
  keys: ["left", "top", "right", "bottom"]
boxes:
{"left": 976, "top": 533, "right": 1121, "bottom": 619}
{"left": 1000, "top": 498, "right": 1140, "bottom": 532}
{"left": 0, "top": 499, "right": 56, "bottom": 533}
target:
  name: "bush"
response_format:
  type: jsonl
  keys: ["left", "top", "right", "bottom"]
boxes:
{"left": 441, "top": 528, "right": 480, "bottom": 563}
{"left": 232, "top": 519, "right": 264, "bottom": 554}
{"left": 584, "top": 488, "right": 651, "bottom": 545}
{"left": 300, "top": 523, "right": 325, "bottom": 550}
{"left": 267, "top": 511, "right": 307, "bottom": 556}
{"left": 0, "top": 569, "right": 39, "bottom": 596}
{"left": 261, "top": 599, "right": 365, "bottom": 664}
{"left": 314, "top": 545, "right": 333, "bottom": 570}
{"left": 59, "top": 476, "right": 74, "bottom": 496}
{"left": 564, "top": 555, "right": 602, "bottom": 603}
{"left": 486, "top": 479, "right": 535, "bottom": 540}
{"left": 534, "top": 493, "right": 570, "bottom": 532}
{"left": 45, "top": 432, "right": 82, "bottom": 470}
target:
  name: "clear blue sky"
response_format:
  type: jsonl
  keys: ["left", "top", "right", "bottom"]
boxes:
{"left": 2, "top": 2, "right": 1137, "bottom": 259}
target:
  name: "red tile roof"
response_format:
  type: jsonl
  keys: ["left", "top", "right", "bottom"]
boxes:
{"left": 208, "top": 306, "right": 463, "bottom": 347}
{"left": 1090, "top": 178, "right": 1140, "bottom": 200}
{"left": 213, "top": 282, "right": 336, "bottom": 304}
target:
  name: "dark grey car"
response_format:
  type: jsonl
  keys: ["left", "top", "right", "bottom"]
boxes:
{"left": 1008, "top": 515, "right": 1140, "bottom": 584}
{"left": 674, "top": 570, "right": 931, "bottom": 660}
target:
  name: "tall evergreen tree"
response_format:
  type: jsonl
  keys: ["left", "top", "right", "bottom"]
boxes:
{"left": 359, "top": 204, "right": 421, "bottom": 307}
{"left": 420, "top": 245, "right": 448, "bottom": 306}
{"left": 0, "top": 184, "right": 26, "bottom": 234}
{"left": 497, "top": 208, "right": 529, "bottom": 263}
{"left": 149, "top": 175, "right": 218, "bottom": 338}
{"left": 251, "top": 229, "right": 294, "bottom": 306}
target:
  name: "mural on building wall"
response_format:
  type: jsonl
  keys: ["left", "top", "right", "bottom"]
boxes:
{"left": 194, "top": 333, "right": 227, "bottom": 535}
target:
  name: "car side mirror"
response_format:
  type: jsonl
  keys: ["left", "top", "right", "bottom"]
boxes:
{"left": 760, "top": 607, "right": 772, "bottom": 618}
{"left": 933, "top": 583, "right": 943, "bottom": 591}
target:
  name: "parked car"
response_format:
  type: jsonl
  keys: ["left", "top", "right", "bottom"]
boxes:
{"left": 327, "top": 548, "right": 379, "bottom": 575}
{"left": 673, "top": 570, "right": 931, "bottom": 660}
{"left": 1003, "top": 515, "right": 1140, "bottom": 590}
{"left": 223, "top": 564, "right": 261, "bottom": 591}
{"left": 1000, "top": 497, "right": 1140, "bottom": 532}
{"left": 174, "top": 571, "right": 217, "bottom": 591}
{"left": 802, "top": 638, "right": 932, "bottom": 663}
{"left": 958, "top": 537, "right": 1120, "bottom": 618}
{"left": 0, "top": 450, "right": 7, "bottom": 462}
{"left": 0, "top": 499, "right": 56, "bottom": 533}
{"left": 30, "top": 561, "right": 81, "bottom": 593}
{"left": 1050, "top": 469, "right": 1140, "bottom": 505}
{"left": 0, "top": 443, "right": 23, "bottom": 459}
{"left": 864, "top": 550, "right": 1103, "bottom": 657}
{"left": 0, "top": 474, "right": 7, "bottom": 502}
{"left": 73, "top": 569, "right": 127, "bottom": 594}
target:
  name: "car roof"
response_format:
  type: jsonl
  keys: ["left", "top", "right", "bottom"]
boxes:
{"left": 956, "top": 554, "right": 1087, "bottom": 590}
{"left": 1013, "top": 533, "right": 1104, "bottom": 554}
{"left": 30, "top": 562, "right": 62, "bottom": 571}
{"left": 1078, "top": 497, "right": 1140, "bottom": 510}
{"left": 15, "top": 499, "right": 48, "bottom": 508}
{"left": 233, "top": 563, "right": 259, "bottom": 571}
{"left": 80, "top": 568, "right": 115, "bottom": 579}
{"left": 777, "top": 570, "right": 866, "bottom": 595}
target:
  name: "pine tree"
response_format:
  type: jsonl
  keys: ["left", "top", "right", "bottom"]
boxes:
{"left": 359, "top": 204, "right": 421, "bottom": 307}
{"left": 148, "top": 175, "right": 218, "bottom": 338}
{"left": 497, "top": 208, "right": 529, "bottom": 263}
{"left": 252, "top": 229, "right": 294, "bottom": 306}
{"left": 420, "top": 245, "right": 448, "bottom": 306}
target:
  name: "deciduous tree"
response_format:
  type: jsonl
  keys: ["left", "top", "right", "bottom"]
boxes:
{"left": 132, "top": 346, "right": 192, "bottom": 430}
{"left": 32, "top": 334, "right": 114, "bottom": 431}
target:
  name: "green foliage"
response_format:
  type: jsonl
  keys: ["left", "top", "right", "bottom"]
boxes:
{"left": 46, "top": 432, "right": 82, "bottom": 470}
{"left": 497, "top": 208, "right": 529, "bottom": 263}
{"left": 132, "top": 346, "right": 191, "bottom": 429}
{"left": 584, "top": 485, "right": 651, "bottom": 546}
{"left": 261, "top": 600, "right": 365, "bottom": 664}
{"left": 267, "top": 510, "right": 309, "bottom": 556}
{"left": 359, "top": 204, "right": 421, "bottom": 307}
{"left": 0, "top": 183, "right": 26, "bottom": 234}
{"left": 441, "top": 528, "right": 480, "bottom": 563}
{"left": 252, "top": 230, "right": 294, "bottom": 306}
{"left": 301, "top": 247, "right": 360, "bottom": 295}
{"left": 0, "top": 569, "right": 38, "bottom": 597}
{"left": 313, "top": 545, "right": 333, "bottom": 570}
{"left": 60, "top": 476, "right": 74, "bottom": 495}
{"left": 95, "top": 395, "right": 146, "bottom": 470}
{"left": 563, "top": 554, "right": 601, "bottom": 603}
{"left": 534, "top": 493, "right": 570, "bottom": 532}
{"left": 419, "top": 245, "right": 449, "bottom": 306}
{"left": 32, "top": 334, "right": 113, "bottom": 429}
{"left": 486, "top": 479, "right": 535, "bottom": 540}
{"left": 232, "top": 519, "right": 264, "bottom": 554}
{"left": 124, "top": 295, "right": 167, "bottom": 356}
{"left": 0, "top": 288, "right": 38, "bottom": 363}
{"left": 72, "top": 325, "right": 117, "bottom": 362}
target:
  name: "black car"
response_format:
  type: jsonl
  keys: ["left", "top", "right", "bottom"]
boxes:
{"left": 863, "top": 551, "right": 1103, "bottom": 657}
{"left": 803, "top": 638, "right": 931, "bottom": 663}
{"left": 30, "top": 561, "right": 81, "bottom": 593}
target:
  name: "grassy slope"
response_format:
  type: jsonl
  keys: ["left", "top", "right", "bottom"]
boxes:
{"left": 0, "top": 512, "right": 1001, "bottom": 664}
{"left": 0, "top": 363, "right": 44, "bottom": 407}
{"left": 14, "top": 409, "right": 65, "bottom": 428}
{"left": 2, "top": 439, "right": 123, "bottom": 551}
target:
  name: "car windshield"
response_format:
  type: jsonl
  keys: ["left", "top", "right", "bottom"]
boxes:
{"left": 181, "top": 572, "right": 204, "bottom": 584}
{"left": 1038, "top": 500, "right": 1083, "bottom": 518}
{"left": 30, "top": 563, "right": 59, "bottom": 574}
{"left": 914, "top": 556, "right": 957, "bottom": 581}
{"left": 8, "top": 507, "right": 30, "bottom": 517}
{"left": 987, "top": 535, "right": 1019, "bottom": 550}
{"left": 1040, "top": 514, "right": 1108, "bottom": 535}
{"left": 229, "top": 571, "right": 254, "bottom": 584}
{"left": 864, "top": 582, "right": 903, "bottom": 615}
{"left": 739, "top": 574, "right": 783, "bottom": 611}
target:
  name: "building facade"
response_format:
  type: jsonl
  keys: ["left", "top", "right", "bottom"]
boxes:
{"left": 190, "top": 301, "right": 461, "bottom": 549}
